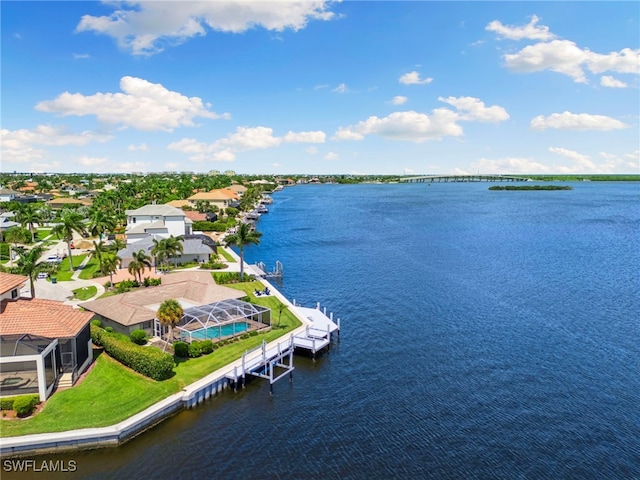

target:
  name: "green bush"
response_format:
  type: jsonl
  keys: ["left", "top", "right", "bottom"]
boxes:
{"left": 240, "top": 333, "right": 250, "bottom": 340}
{"left": 90, "top": 324, "right": 174, "bottom": 381}
{"left": 174, "top": 341, "right": 189, "bottom": 358}
{"left": 199, "top": 261, "right": 226, "bottom": 270}
{"left": 200, "top": 340, "right": 214, "bottom": 354}
{"left": 188, "top": 341, "right": 203, "bottom": 358}
{"left": 105, "top": 326, "right": 114, "bottom": 333}
{"left": 0, "top": 394, "right": 39, "bottom": 411}
{"left": 91, "top": 319, "right": 102, "bottom": 328}
{"left": 130, "top": 329, "right": 147, "bottom": 345}
{"left": 13, "top": 395, "right": 37, "bottom": 417}
{"left": 213, "top": 272, "right": 255, "bottom": 284}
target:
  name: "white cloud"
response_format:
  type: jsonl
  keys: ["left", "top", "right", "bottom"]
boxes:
{"left": 324, "top": 152, "right": 339, "bottom": 161}
{"left": 305, "top": 146, "right": 319, "bottom": 154}
{"left": 438, "top": 96, "right": 509, "bottom": 122}
{"left": 35, "top": 76, "right": 229, "bottom": 132}
{"left": 600, "top": 76, "right": 628, "bottom": 88}
{"left": 470, "top": 157, "right": 552, "bottom": 174}
{"left": 283, "top": 131, "right": 326, "bottom": 143}
{"left": 335, "top": 96, "right": 508, "bottom": 143}
{"left": 164, "top": 162, "right": 180, "bottom": 171}
{"left": 77, "top": 156, "right": 108, "bottom": 167}
{"left": 399, "top": 71, "right": 433, "bottom": 85}
{"left": 391, "top": 96, "right": 408, "bottom": 105}
{"left": 587, "top": 48, "right": 640, "bottom": 75}
{"left": 73, "top": 53, "right": 90, "bottom": 59}
{"left": 314, "top": 84, "right": 329, "bottom": 90}
{"left": 486, "top": 15, "right": 555, "bottom": 41}
{"left": 168, "top": 126, "right": 326, "bottom": 162}
{"left": 272, "top": 163, "right": 284, "bottom": 168}
{"left": 0, "top": 125, "right": 112, "bottom": 163}
{"left": 531, "top": 111, "right": 628, "bottom": 131}
{"left": 502, "top": 39, "right": 639, "bottom": 83}
{"left": 128, "top": 143, "right": 148, "bottom": 151}
{"left": 334, "top": 109, "right": 462, "bottom": 143}
{"left": 504, "top": 40, "right": 590, "bottom": 83}
{"left": 76, "top": 1, "right": 337, "bottom": 56}
{"left": 332, "top": 83, "right": 348, "bottom": 93}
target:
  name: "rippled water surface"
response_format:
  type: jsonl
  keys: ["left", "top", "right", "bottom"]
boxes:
{"left": 14, "top": 182, "right": 640, "bottom": 479}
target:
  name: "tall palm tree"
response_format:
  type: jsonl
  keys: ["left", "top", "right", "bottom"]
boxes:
{"left": 127, "top": 249, "right": 152, "bottom": 283}
{"left": 16, "top": 204, "right": 42, "bottom": 243}
{"left": 88, "top": 208, "right": 117, "bottom": 239}
{"left": 156, "top": 298, "right": 183, "bottom": 351}
{"left": 51, "top": 210, "right": 86, "bottom": 269}
{"left": 101, "top": 253, "right": 121, "bottom": 288}
{"left": 108, "top": 237, "right": 126, "bottom": 254}
{"left": 151, "top": 235, "right": 183, "bottom": 271}
{"left": 92, "top": 240, "right": 107, "bottom": 274}
{"left": 4, "top": 227, "right": 30, "bottom": 268}
{"left": 16, "top": 245, "right": 46, "bottom": 298}
{"left": 224, "top": 222, "right": 261, "bottom": 280}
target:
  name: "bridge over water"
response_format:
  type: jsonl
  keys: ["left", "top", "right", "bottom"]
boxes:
{"left": 401, "top": 174, "right": 532, "bottom": 183}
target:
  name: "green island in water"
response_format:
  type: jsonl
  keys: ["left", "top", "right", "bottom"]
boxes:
{"left": 489, "top": 185, "right": 573, "bottom": 191}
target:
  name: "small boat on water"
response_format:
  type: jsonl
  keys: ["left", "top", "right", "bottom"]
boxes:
{"left": 256, "top": 204, "right": 268, "bottom": 214}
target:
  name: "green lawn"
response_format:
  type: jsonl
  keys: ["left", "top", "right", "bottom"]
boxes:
{"left": 218, "top": 247, "right": 235, "bottom": 262}
{"left": 0, "top": 354, "right": 179, "bottom": 437}
{"left": 72, "top": 285, "right": 97, "bottom": 301}
{"left": 36, "top": 229, "right": 52, "bottom": 241}
{"left": 0, "top": 281, "right": 302, "bottom": 438}
{"left": 78, "top": 257, "right": 101, "bottom": 280}
{"left": 54, "top": 254, "right": 88, "bottom": 281}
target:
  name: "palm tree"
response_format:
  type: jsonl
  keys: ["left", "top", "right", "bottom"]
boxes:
{"left": 127, "top": 249, "right": 152, "bottom": 283}
{"left": 51, "top": 210, "right": 86, "bottom": 269}
{"left": 156, "top": 298, "right": 183, "bottom": 351}
{"left": 92, "top": 240, "right": 107, "bottom": 274}
{"left": 88, "top": 209, "right": 116, "bottom": 239}
{"left": 151, "top": 235, "right": 183, "bottom": 272}
{"left": 224, "top": 222, "right": 261, "bottom": 280}
{"left": 16, "top": 245, "right": 46, "bottom": 298}
{"left": 16, "top": 204, "right": 42, "bottom": 243}
{"left": 101, "top": 253, "right": 121, "bottom": 288}
{"left": 108, "top": 237, "right": 126, "bottom": 254}
{"left": 4, "top": 227, "right": 30, "bottom": 268}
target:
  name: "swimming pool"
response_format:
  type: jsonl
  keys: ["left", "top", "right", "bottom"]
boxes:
{"left": 185, "top": 322, "right": 250, "bottom": 341}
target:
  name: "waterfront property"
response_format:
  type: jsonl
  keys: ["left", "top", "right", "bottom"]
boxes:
{"left": 124, "top": 204, "right": 192, "bottom": 243}
{"left": 170, "top": 299, "right": 270, "bottom": 343}
{"left": 116, "top": 235, "right": 217, "bottom": 269}
{"left": 0, "top": 274, "right": 94, "bottom": 400}
{"left": 80, "top": 271, "right": 246, "bottom": 336}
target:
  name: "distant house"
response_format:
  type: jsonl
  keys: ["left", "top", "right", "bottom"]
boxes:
{"left": 186, "top": 188, "right": 240, "bottom": 210}
{"left": 227, "top": 184, "right": 248, "bottom": 196}
{"left": 0, "top": 188, "right": 20, "bottom": 203}
{"left": 0, "top": 273, "right": 95, "bottom": 400}
{"left": 124, "top": 204, "right": 192, "bottom": 244}
{"left": 0, "top": 212, "right": 21, "bottom": 237}
{"left": 46, "top": 197, "right": 88, "bottom": 210}
{"left": 81, "top": 271, "right": 245, "bottom": 336}
{"left": 117, "top": 235, "right": 216, "bottom": 269}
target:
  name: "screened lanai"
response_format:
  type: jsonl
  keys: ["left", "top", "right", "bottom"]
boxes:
{"left": 155, "top": 299, "right": 271, "bottom": 343}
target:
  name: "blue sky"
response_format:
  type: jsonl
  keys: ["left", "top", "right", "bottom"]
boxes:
{"left": 1, "top": 1, "right": 638, "bottom": 175}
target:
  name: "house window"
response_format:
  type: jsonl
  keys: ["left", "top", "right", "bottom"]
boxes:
{"left": 11, "top": 288, "right": 18, "bottom": 299}
{"left": 132, "top": 217, "right": 136, "bottom": 223}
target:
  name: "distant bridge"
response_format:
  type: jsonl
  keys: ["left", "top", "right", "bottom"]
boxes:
{"left": 400, "top": 174, "right": 532, "bottom": 183}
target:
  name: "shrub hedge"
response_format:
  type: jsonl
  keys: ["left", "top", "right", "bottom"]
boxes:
{"left": 130, "top": 329, "right": 147, "bottom": 345}
{"left": 13, "top": 396, "right": 38, "bottom": 417}
{"left": 0, "top": 394, "right": 39, "bottom": 411}
{"left": 200, "top": 340, "right": 214, "bottom": 355}
{"left": 174, "top": 341, "right": 189, "bottom": 358}
{"left": 91, "top": 325, "right": 174, "bottom": 381}
{"left": 188, "top": 341, "right": 202, "bottom": 358}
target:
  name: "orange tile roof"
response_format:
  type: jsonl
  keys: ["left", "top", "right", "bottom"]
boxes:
{"left": 0, "top": 273, "right": 27, "bottom": 296}
{"left": 183, "top": 210, "right": 207, "bottom": 222}
{"left": 0, "top": 298, "right": 94, "bottom": 338}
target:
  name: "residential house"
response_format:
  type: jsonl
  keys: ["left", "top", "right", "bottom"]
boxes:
{"left": 0, "top": 188, "right": 20, "bottom": 203}
{"left": 186, "top": 188, "right": 240, "bottom": 210}
{"left": 0, "top": 273, "right": 95, "bottom": 400}
{"left": 80, "top": 271, "right": 245, "bottom": 336}
{"left": 117, "top": 234, "right": 216, "bottom": 269}
{"left": 124, "top": 204, "right": 192, "bottom": 244}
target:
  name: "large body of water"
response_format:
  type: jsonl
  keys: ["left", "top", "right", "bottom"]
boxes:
{"left": 13, "top": 182, "right": 640, "bottom": 479}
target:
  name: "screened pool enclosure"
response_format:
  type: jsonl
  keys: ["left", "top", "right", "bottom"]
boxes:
{"left": 153, "top": 299, "right": 271, "bottom": 343}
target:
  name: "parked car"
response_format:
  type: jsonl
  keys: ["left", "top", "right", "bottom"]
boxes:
{"left": 46, "top": 255, "right": 62, "bottom": 263}
{"left": 37, "top": 272, "right": 48, "bottom": 279}
{"left": 70, "top": 242, "right": 75, "bottom": 249}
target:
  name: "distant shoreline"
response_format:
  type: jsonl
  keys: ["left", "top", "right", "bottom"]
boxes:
{"left": 489, "top": 185, "right": 573, "bottom": 191}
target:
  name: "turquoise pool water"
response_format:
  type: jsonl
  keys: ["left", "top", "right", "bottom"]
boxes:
{"left": 187, "top": 322, "right": 250, "bottom": 341}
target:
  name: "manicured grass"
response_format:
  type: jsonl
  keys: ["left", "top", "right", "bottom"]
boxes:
{"left": 218, "top": 247, "right": 235, "bottom": 262}
{"left": 78, "top": 257, "right": 101, "bottom": 280}
{"left": 0, "top": 280, "right": 302, "bottom": 437}
{"left": 72, "top": 285, "right": 97, "bottom": 300}
{"left": 54, "top": 254, "right": 88, "bottom": 281}
{"left": 0, "top": 354, "right": 180, "bottom": 437}
{"left": 36, "top": 229, "right": 52, "bottom": 241}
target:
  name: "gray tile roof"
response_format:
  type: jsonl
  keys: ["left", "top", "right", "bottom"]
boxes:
{"left": 125, "top": 204, "right": 186, "bottom": 217}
